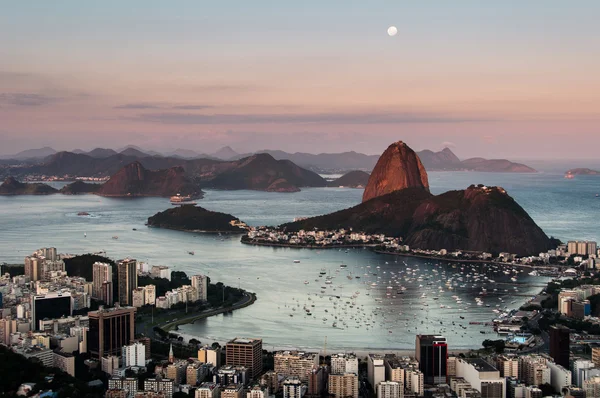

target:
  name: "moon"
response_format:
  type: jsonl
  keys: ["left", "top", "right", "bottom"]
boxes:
{"left": 387, "top": 26, "right": 397, "bottom": 37}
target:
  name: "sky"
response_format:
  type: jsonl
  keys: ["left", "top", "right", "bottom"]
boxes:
{"left": 1, "top": 1, "right": 599, "bottom": 159}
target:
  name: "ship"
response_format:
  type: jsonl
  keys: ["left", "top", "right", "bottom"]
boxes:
{"left": 170, "top": 193, "right": 197, "bottom": 205}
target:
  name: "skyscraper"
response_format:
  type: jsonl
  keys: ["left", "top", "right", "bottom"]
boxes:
{"left": 416, "top": 335, "right": 447, "bottom": 385}
{"left": 117, "top": 258, "right": 137, "bottom": 306}
{"left": 31, "top": 292, "right": 73, "bottom": 331}
{"left": 191, "top": 275, "right": 209, "bottom": 302}
{"left": 88, "top": 305, "right": 136, "bottom": 358}
{"left": 550, "top": 325, "right": 571, "bottom": 368}
{"left": 92, "top": 262, "right": 113, "bottom": 303}
{"left": 226, "top": 338, "right": 263, "bottom": 379}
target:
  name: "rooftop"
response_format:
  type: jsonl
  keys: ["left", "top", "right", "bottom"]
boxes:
{"left": 462, "top": 358, "right": 498, "bottom": 373}
{"left": 228, "top": 337, "right": 261, "bottom": 345}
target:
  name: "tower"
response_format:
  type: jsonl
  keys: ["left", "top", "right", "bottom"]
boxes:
{"left": 117, "top": 258, "right": 137, "bottom": 306}
{"left": 169, "top": 343, "right": 174, "bottom": 363}
{"left": 550, "top": 325, "right": 570, "bottom": 368}
{"left": 416, "top": 335, "right": 448, "bottom": 385}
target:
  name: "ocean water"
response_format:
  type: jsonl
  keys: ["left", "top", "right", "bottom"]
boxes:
{"left": 0, "top": 171, "right": 598, "bottom": 350}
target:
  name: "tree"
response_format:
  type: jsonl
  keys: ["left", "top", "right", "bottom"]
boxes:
{"left": 538, "top": 383, "right": 556, "bottom": 396}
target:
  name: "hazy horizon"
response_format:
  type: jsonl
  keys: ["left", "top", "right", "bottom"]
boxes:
{"left": 1, "top": 1, "right": 599, "bottom": 158}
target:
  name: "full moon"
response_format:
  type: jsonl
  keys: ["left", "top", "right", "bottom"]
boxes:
{"left": 387, "top": 26, "right": 397, "bottom": 37}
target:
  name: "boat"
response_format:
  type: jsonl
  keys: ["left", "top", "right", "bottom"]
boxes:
{"left": 112, "top": 236, "right": 118, "bottom": 240}
{"left": 340, "top": 264, "right": 347, "bottom": 268}
{"left": 170, "top": 193, "right": 197, "bottom": 205}
{"left": 188, "top": 251, "right": 195, "bottom": 255}
{"left": 293, "top": 260, "right": 301, "bottom": 263}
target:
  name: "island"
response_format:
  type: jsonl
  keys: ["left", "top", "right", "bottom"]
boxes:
{"left": 147, "top": 204, "right": 248, "bottom": 233}
{"left": 565, "top": 168, "right": 600, "bottom": 176}
{"left": 0, "top": 177, "right": 58, "bottom": 195}
{"left": 326, "top": 170, "right": 370, "bottom": 188}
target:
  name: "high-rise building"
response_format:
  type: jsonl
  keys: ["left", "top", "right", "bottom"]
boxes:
{"left": 31, "top": 292, "right": 73, "bottom": 331}
{"left": 496, "top": 355, "right": 519, "bottom": 378}
{"left": 101, "top": 281, "right": 114, "bottom": 306}
{"left": 519, "top": 355, "right": 551, "bottom": 386}
{"left": 144, "top": 285, "right": 156, "bottom": 305}
{"left": 144, "top": 378, "right": 174, "bottom": 398}
{"left": 53, "top": 350, "right": 75, "bottom": 377}
{"left": 191, "top": 275, "right": 209, "bottom": 302}
{"left": 584, "top": 376, "right": 600, "bottom": 397}
{"left": 455, "top": 358, "right": 504, "bottom": 398}
{"left": 88, "top": 305, "right": 136, "bottom": 358}
{"left": 330, "top": 353, "right": 359, "bottom": 375}
{"left": 195, "top": 383, "right": 220, "bottom": 398}
{"left": 198, "top": 345, "right": 221, "bottom": 367}
{"left": 549, "top": 325, "right": 570, "bottom": 368}
{"left": 247, "top": 385, "right": 269, "bottom": 398}
{"left": 118, "top": 259, "right": 138, "bottom": 306}
{"left": 376, "top": 381, "right": 401, "bottom": 398}
{"left": 122, "top": 342, "right": 146, "bottom": 367}
{"left": 186, "top": 361, "right": 208, "bottom": 386}
{"left": 108, "top": 377, "right": 139, "bottom": 397}
{"left": 307, "top": 366, "right": 325, "bottom": 397}
{"left": 92, "top": 262, "right": 113, "bottom": 302}
{"left": 328, "top": 373, "right": 359, "bottom": 398}
{"left": 274, "top": 351, "right": 319, "bottom": 383}
{"left": 225, "top": 338, "right": 263, "bottom": 379}
{"left": 132, "top": 288, "right": 145, "bottom": 308}
{"left": 367, "top": 354, "right": 385, "bottom": 391}
{"left": 282, "top": 378, "right": 305, "bottom": 398}
{"left": 405, "top": 369, "right": 424, "bottom": 396}
{"left": 221, "top": 385, "right": 243, "bottom": 398}
{"left": 416, "top": 335, "right": 448, "bottom": 384}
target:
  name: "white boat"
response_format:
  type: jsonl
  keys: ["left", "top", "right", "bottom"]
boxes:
{"left": 170, "top": 194, "right": 197, "bottom": 205}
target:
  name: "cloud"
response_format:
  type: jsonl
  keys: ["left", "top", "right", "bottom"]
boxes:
{"left": 0, "top": 93, "right": 59, "bottom": 106}
{"left": 441, "top": 141, "right": 456, "bottom": 149}
{"left": 114, "top": 103, "right": 162, "bottom": 109}
{"left": 170, "top": 105, "right": 212, "bottom": 110}
{"left": 128, "top": 111, "right": 490, "bottom": 125}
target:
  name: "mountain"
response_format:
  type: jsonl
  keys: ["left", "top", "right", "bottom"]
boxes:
{"left": 1, "top": 147, "right": 57, "bottom": 160}
{"left": 211, "top": 146, "right": 239, "bottom": 160}
{"left": 565, "top": 168, "right": 600, "bottom": 176}
{"left": 59, "top": 181, "right": 101, "bottom": 195}
{"left": 417, "top": 148, "right": 462, "bottom": 170}
{"left": 166, "top": 149, "right": 209, "bottom": 159}
{"left": 205, "top": 153, "right": 326, "bottom": 192}
{"left": 96, "top": 161, "right": 203, "bottom": 197}
{"left": 0, "top": 177, "right": 58, "bottom": 195}
{"left": 362, "top": 141, "right": 429, "bottom": 202}
{"left": 327, "top": 171, "right": 370, "bottom": 188}
{"left": 87, "top": 148, "right": 118, "bottom": 158}
{"left": 119, "top": 147, "right": 152, "bottom": 158}
{"left": 283, "top": 141, "right": 551, "bottom": 256}
{"left": 460, "top": 158, "right": 536, "bottom": 173}
{"left": 147, "top": 205, "right": 245, "bottom": 233}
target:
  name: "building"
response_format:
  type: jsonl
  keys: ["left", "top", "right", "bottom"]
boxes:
{"left": 132, "top": 288, "right": 146, "bottom": 308}
{"left": 549, "top": 325, "right": 570, "bottom": 368}
{"left": 307, "top": 366, "right": 325, "bottom": 397}
{"left": 274, "top": 351, "right": 319, "bottom": 382}
{"left": 416, "top": 335, "right": 447, "bottom": 384}
{"left": 144, "top": 285, "right": 156, "bottom": 305}
{"left": 186, "top": 361, "right": 208, "bottom": 386}
{"left": 166, "top": 361, "right": 188, "bottom": 385}
{"left": 88, "top": 305, "right": 136, "bottom": 358}
{"left": 367, "top": 354, "right": 385, "bottom": 391}
{"left": 191, "top": 275, "right": 208, "bottom": 302}
{"left": 198, "top": 345, "right": 221, "bottom": 367}
{"left": 118, "top": 258, "right": 138, "bottom": 306}
{"left": 109, "top": 377, "right": 139, "bottom": 398}
{"left": 221, "top": 384, "right": 244, "bottom": 398}
{"left": 151, "top": 266, "right": 171, "bottom": 281}
{"left": 496, "top": 355, "right": 519, "bottom": 378}
{"left": 53, "top": 350, "right": 75, "bottom": 377}
{"left": 330, "top": 353, "right": 359, "bottom": 375}
{"left": 584, "top": 376, "right": 600, "bottom": 397}
{"left": 259, "top": 371, "right": 280, "bottom": 394}
{"left": 214, "top": 365, "right": 248, "bottom": 385}
{"left": 247, "top": 385, "right": 269, "bottom": 398}
{"left": 102, "top": 355, "right": 120, "bottom": 375}
{"left": 328, "top": 373, "right": 359, "bottom": 398}
{"left": 195, "top": 383, "right": 220, "bottom": 398}
{"left": 455, "top": 358, "right": 505, "bottom": 398}
{"left": 92, "top": 262, "right": 113, "bottom": 302}
{"left": 106, "top": 389, "right": 128, "bottom": 398}
{"left": 547, "top": 360, "right": 572, "bottom": 392}
{"left": 122, "top": 342, "right": 146, "bottom": 367}
{"left": 519, "top": 356, "right": 550, "bottom": 387}
{"left": 282, "top": 377, "right": 306, "bottom": 398}
{"left": 31, "top": 292, "right": 73, "bottom": 331}
{"left": 377, "top": 381, "right": 401, "bottom": 398}
{"left": 405, "top": 369, "right": 424, "bottom": 396}
{"left": 225, "top": 338, "right": 263, "bottom": 379}
{"left": 144, "top": 378, "right": 174, "bottom": 398}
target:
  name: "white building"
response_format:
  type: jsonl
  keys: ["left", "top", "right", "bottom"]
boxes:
{"left": 547, "top": 361, "right": 572, "bottom": 392}
{"left": 144, "top": 378, "right": 174, "bottom": 398}
{"left": 282, "top": 377, "right": 306, "bottom": 398}
{"left": 132, "top": 287, "right": 145, "bottom": 308}
{"left": 330, "top": 353, "right": 359, "bottom": 375}
{"left": 144, "top": 284, "right": 156, "bottom": 305}
{"left": 455, "top": 358, "right": 505, "bottom": 398}
{"left": 376, "top": 381, "right": 402, "bottom": 398}
{"left": 405, "top": 369, "right": 424, "bottom": 396}
{"left": 196, "top": 382, "right": 220, "bottom": 398}
{"left": 102, "top": 355, "right": 120, "bottom": 375}
{"left": 584, "top": 376, "right": 600, "bottom": 397}
{"left": 122, "top": 341, "right": 146, "bottom": 367}
{"left": 368, "top": 354, "right": 385, "bottom": 392}
{"left": 191, "top": 275, "right": 208, "bottom": 302}
{"left": 151, "top": 266, "right": 171, "bottom": 281}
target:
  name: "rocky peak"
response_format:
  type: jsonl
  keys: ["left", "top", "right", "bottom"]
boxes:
{"left": 362, "top": 140, "right": 429, "bottom": 203}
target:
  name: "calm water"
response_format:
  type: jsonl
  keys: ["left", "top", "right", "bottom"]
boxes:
{"left": 1, "top": 172, "right": 599, "bottom": 350}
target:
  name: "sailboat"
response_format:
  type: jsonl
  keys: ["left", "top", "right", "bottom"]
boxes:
{"left": 84, "top": 232, "right": 87, "bottom": 238}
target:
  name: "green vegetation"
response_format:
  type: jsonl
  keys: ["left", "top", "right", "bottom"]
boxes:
{"left": 147, "top": 205, "right": 244, "bottom": 232}
{"left": 0, "top": 345, "right": 103, "bottom": 397}
{"left": 63, "top": 254, "right": 115, "bottom": 281}
{"left": 481, "top": 339, "right": 506, "bottom": 353}
{"left": 3, "top": 264, "right": 25, "bottom": 277}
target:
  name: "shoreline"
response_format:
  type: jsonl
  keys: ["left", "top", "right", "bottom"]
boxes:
{"left": 147, "top": 225, "right": 246, "bottom": 235}
{"left": 241, "top": 240, "right": 377, "bottom": 250}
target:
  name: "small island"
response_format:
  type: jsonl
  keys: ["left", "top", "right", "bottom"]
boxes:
{"left": 147, "top": 204, "right": 248, "bottom": 233}
{"left": 327, "top": 170, "right": 370, "bottom": 188}
{"left": 565, "top": 168, "right": 600, "bottom": 176}
{"left": 0, "top": 177, "right": 58, "bottom": 195}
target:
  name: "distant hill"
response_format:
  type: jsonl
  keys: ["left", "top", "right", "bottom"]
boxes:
{"left": 1, "top": 147, "right": 56, "bottom": 160}
{"left": 0, "top": 177, "right": 58, "bottom": 195}
{"left": 327, "top": 170, "right": 370, "bottom": 188}
{"left": 460, "top": 158, "right": 536, "bottom": 173}
{"left": 211, "top": 146, "right": 239, "bottom": 160}
{"left": 565, "top": 168, "right": 600, "bottom": 176}
{"left": 97, "top": 161, "right": 203, "bottom": 197}
{"left": 119, "top": 147, "right": 152, "bottom": 158}
{"left": 417, "top": 148, "right": 462, "bottom": 170}
{"left": 87, "top": 148, "right": 118, "bottom": 158}
{"left": 206, "top": 153, "right": 326, "bottom": 192}
{"left": 147, "top": 205, "right": 245, "bottom": 233}
{"left": 59, "top": 181, "right": 101, "bottom": 195}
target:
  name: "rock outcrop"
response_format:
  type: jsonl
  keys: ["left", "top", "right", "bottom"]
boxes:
{"left": 60, "top": 181, "right": 100, "bottom": 195}
{"left": 96, "top": 161, "right": 203, "bottom": 197}
{"left": 327, "top": 171, "right": 370, "bottom": 188}
{"left": 565, "top": 168, "right": 600, "bottom": 176}
{"left": 362, "top": 141, "right": 429, "bottom": 202}
{"left": 0, "top": 177, "right": 58, "bottom": 195}
{"left": 284, "top": 141, "right": 551, "bottom": 256}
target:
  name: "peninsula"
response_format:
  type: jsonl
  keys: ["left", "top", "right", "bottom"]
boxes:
{"left": 147, "top": 205, "right": 247, "bottom": 233}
